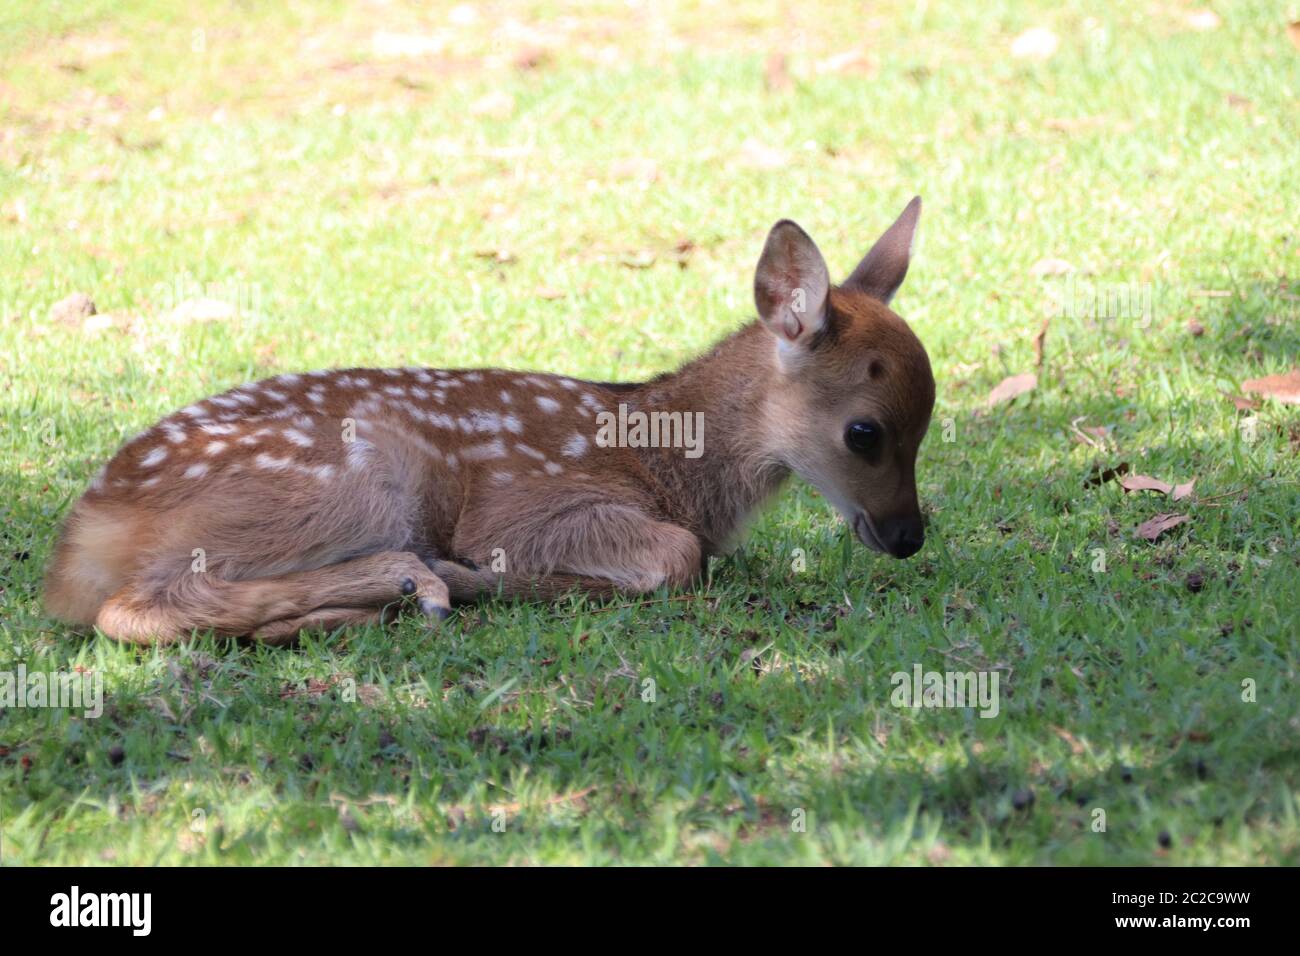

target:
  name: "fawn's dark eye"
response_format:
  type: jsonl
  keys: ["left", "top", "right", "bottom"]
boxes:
{"left": 844, "top": 420, "right": 881, "bottom": 457}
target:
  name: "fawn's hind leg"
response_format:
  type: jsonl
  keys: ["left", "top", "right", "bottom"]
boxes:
{"left": 251, "top": 606, "right": 389, "bottom": 644}
{"left": 95, "top": 551, "right": 450, "bottom": 644}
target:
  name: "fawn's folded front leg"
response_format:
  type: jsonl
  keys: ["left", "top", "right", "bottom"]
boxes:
{"left": 441, "top": 491, "right": 702, "bottom": 602}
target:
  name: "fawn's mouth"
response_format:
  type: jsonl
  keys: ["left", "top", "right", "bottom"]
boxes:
{"left": 853, "top": 511, "right": 887, "bottom": 554}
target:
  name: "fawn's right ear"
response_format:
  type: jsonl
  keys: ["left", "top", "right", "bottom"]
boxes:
{"left": 754, "top": 220, "right": 830, "bottom": 351}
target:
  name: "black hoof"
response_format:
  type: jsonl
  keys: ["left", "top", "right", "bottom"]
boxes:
{"left": 400, "top": 578, "right": 416, "bottom": 596}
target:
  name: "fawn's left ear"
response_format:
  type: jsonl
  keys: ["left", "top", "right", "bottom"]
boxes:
{"left": 843, "top": 196, "right": 921, "bottom": 305}
{"left": 754, "top": 219, "right": 830, "bottom": 349}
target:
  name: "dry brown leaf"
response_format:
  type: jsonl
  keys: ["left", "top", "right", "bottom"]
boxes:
{"left": 1289, "top": 22, "right": 1300, "bottom": 51}
{"left": 1030, "top": 257, "right": 1073, "bottom": 277}
{"left": 609, "top": 157, "right": 659, "bottom": 183}
{"left": 764, "top": 52, "right": 792, "bottom": 92}
{"left": 1119, "top": 474, "right": 1174, "bottom": 495}
{"left": 1221, "top": 390, "right": 1260, "bottom": 411}
{"left": 1136, "top": 513, "right": 1190, "bottom": 541}
{"left": 1032, "top": 318, "right": 1049, "bottom": 368}
{"left": 1051, "top": 725, "right": 1085, "bottom": 755}
{"left": 1242, "top": 369, "right": 1300, "bottom": 405}
{"left": 738, "top": 138, "right": 790, "bottom": 170}
{"left": 986, "top": 372, "right": 1036, "bottom": 407}
{"left": 1172, "top": 479, "right": 1196, "bottom": 502}
{"left": 1187, "top": 318, "right": 1205, "bottom": 336}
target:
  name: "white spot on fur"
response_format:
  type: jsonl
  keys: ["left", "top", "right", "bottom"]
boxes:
{"left": 283, "top": 428, "right": 314, "bottom": 447}
{"left": 535, "top": 395, "right": 561, "bottom": 414}
{"left": 499, "top": 389, "right": 513, "bottom": 404}
{"left": 515, "top": 443, "right": 545, "bottom": 461}
{"left": 544, "top": 461, "right": 563, "bottom": 476}
{"left": 502, "top": 414, "right": 523, "bottom": 434}
{"left": 461, "top": 439, "right": 507, "bottom": 462}
{"left": 464, "top": 371, "right": 483, "bottom": 383}
{"left": 139, "top": 447, "right": 168, "bottom": 468}
{"left": 163, "top": 423, "right": 187, "bottom": 444}
{"left": 263, "top": 388, "right": 287, "bottom": 402}
{"left": 561, "top": 433, "right": 589, "bottom": 458}
{"left": 277, "top": 373, "right": 302, "bottom": 385}
{"left": 490, "top": 470, "right": 514, "bottom": 484}
{"left": 255, "top": 453, "right": 293, "bottom": 472}
{"left": 205, "top": 441, "right": 228, "bottom": 455}
{"left": 558, "top": 378, "right": 580, "bottom": 391}
{"left": 183, "top": 463, "right": 209, "bottom": 479}
{"left": 201, "top": 422, "right": 237, "bottom": 436}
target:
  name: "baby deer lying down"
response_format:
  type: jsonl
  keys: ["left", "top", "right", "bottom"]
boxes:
{"left": 45, "top": 198, "right": 935, "bottom": 644}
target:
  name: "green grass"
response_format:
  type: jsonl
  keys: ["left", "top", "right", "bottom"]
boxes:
{"left": 2, "top": 0, "right": 1298, "bottom": 865}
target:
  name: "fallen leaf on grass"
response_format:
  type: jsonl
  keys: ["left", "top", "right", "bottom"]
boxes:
{"left": 986, "top": 372, "right": 1036, "bottom": 407}
{"left": 738, "top": 138, "right": 790, "bottom": 170}
{"left": 1221, "top": 390, "right": 1260, "bottom": 411}
{"left": 1051, "top": 725, "right": 1085, "bottom": 755}
{"left": 764, "top": 52, "right": 792, "bottom": 92}
{"left": 1290, "top": 22, "right": 1300, "bottom": 51}
{"left": 1242, "top": 369, "right": 1300, "bottom": 405}
{"left": 1030, "top": 257, "right": 1072, "bottom": 277}
{"left": 1118, "top": 473, "right": 1197, "bottom": 501}
{"left": 1032, "top": 318, "right": 1049, "bottom": 368}
{"left": 1119, "top": 474, "right": 1174, "bottom": 494}
{"left": 1136, "top": 513, "right": 1190, "bottom": 541}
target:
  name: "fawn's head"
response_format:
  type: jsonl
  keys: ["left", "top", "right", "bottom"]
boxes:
{"left": 753, "top": 197, "right": 934, "bottom": 558}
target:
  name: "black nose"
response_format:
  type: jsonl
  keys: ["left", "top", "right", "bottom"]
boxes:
{"left": 883, "top": 516, "right": 925, "bottom": 559}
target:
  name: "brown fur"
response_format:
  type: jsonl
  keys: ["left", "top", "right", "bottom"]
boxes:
{"left": 44, "top": 200, "right": 935, "bottom": 643}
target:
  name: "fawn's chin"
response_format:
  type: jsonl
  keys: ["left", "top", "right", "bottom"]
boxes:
{"left": 852, "top": 512, "right": 889, "bottom": 555}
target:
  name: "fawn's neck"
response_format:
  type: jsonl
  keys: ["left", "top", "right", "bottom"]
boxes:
{"left": 620, "top": 321, "right": 791, "bottom": 553}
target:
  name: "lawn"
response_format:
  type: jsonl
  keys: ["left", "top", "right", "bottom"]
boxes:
{"left": 1, "top": 0, "right": 1297, "bottom": 865}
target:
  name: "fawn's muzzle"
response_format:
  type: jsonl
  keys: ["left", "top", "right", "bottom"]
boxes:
{"left": 854, "top": 511, "right": 925, "bottom": 559}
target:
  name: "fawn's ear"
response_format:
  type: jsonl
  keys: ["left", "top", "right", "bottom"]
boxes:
{"left": 754, "top": 220, "right": 830, "bottom": 349}
{"left": 843, "top": 196, "right": 921, "bottom": 304}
